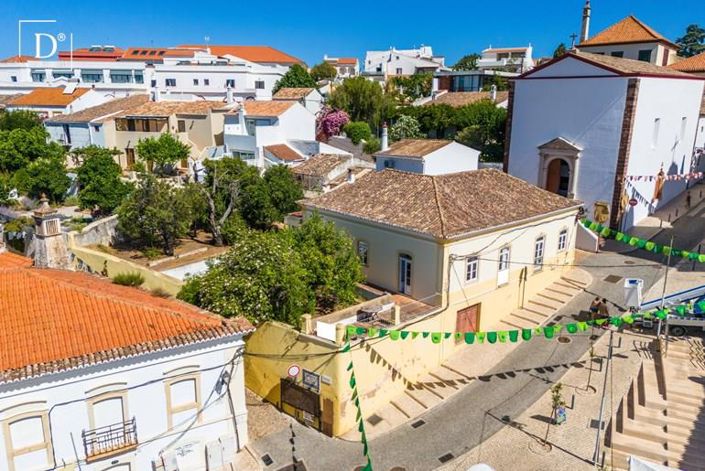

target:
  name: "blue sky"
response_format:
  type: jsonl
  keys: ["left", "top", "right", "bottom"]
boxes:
{"left": 1, "top": 0, "right": 702, "bottom": 65}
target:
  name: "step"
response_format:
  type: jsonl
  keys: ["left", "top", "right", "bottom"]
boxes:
{"left": 418, "top": 373, "right": 459, "bottom": 400}
{"left": 670, "top": 455, "right": 705, "bottom": 471}
{"left": 610, "top": 433, "right": 675, "bottom": 465}
{"left": 535, "top": 290, "right": 571, "bottom": 305}
{"left": 666, "top": 400, "right": 704, "bottom": 416}
{"left": 634, "top": 408, "right": 668, "bottom": 427}
{"left": 665, "top": 406, "right": 703, "bottom": 424}
{"left": 389, "top": 391, "right": 427, "bottom": 419}
{"left": 404, "top": 384, "right": 443, "bottom": 410}
{"left": 559, "top": 275, "right": 589, "bottom": 288}
{"left": 544, "top": 286, "right": 576, "bottom": 299}
{"left": 666, "top": 390, "right": 705, "bottom": 407}
{"left": 602, "top": 448, "right": 631, "bottom": 471}
{"left": 666, "top": 415, "right": 705, "bottom": 437}
{"left": 527, "top": 299, "right": 561, "bottom": 312}
{"left": 506, "top": 309, "right": 547, "bottom": 326}
{"left": 621, "top": 418, "right": 668, "bottom": 445}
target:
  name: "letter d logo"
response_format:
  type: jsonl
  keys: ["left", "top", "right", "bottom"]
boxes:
{"left": 34, "top": 33, "right": 58, "bottom": 59}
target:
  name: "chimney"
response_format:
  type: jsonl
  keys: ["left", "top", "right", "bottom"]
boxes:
{"left": 580, "top": 0, "right": 591, "bottom": 43}
{"left": 381, "top": 122, "right": 389, "bottom": 151}
{"left": 0, "top": 222, "right": 5, "bottom": 253}
{"left": 490, "top": 84, "right": 497, "bottom": 102}
{"left": 347, "top": 168, "right": 355, "bottom": 184}
{"left": 226, "top": 86, "right": 234, "bottom": 105}
{"left": 152, "top": 83, "right": 161, "bottom": 102}
{"left": 31, "top": 195, "right": 72, "bottom": 270}
{"left": 393, "top": 304, "right": 401, "bottom": 325}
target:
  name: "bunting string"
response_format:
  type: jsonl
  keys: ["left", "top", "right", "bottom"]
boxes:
{"left": 623, "top": 179, "right": 656, "bottom": 212}
{"left": 625, "top": 172, "right": 703, "bottom": 182}
{"left": 343, "top": 341, "right": 373, "bottom": 471}
{"left": 581, "top": 219, "right": 705, "bottom": 262}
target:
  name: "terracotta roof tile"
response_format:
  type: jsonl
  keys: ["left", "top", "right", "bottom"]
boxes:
{"left": 375, "top": 139, "right": 452, "bottom": 159}
{"left": 264, "top": 144, "right": 304, "bottom": 162}
{"left": 178, "top": 45, "right": 303, "bottom": 64}
{"left": 425, "top": 91, "right": 509, "bottom": 107}
{"left": 330, "top": 57, "right": 358, "bottom": 65}
{"left": 669, "top": 52, "right": 705, "bottom": 73}
{"left": 292, "top": 154, "right": 348, "bottom": 177}
{"left": 579, "top": 15, "right": 677, "bottom": 48}
{"left": 0, "top": 253, "right": 253, "bottom": 383}
{"left": 46, "top": 94, "right": 150, "bottom": 123}
{"left": 121, "top": 47, "right": 195, "bottom": 61}
{"left": 117, "top": 100, "right": 222, "bottom": 117}
{"left": 8, "top": 87, "right": 91, "bottom": 107}
{"left": 304, "top": 169, "right": 580, "bottom": 239}
{"left": 242, "top": 100, "right": 296, "bottom": 117}
{"left": 573, "top": 52, "right": 692, "bottom": 77}
{"left": 273, "top": 88, "right": 315, "bottom": 100}
{"left": 0, "top": 55, "right": 34, "bottom": 63}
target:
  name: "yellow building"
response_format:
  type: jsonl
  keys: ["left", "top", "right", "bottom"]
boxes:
{"left": 245, "top": 168, "right": 582, "bottom": 437}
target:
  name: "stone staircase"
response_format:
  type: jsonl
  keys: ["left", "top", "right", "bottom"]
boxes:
{"left": 495, "top": 274, "right": 590, "bottom": 330}
{"left": 603, "top": 338, "right": 705, "bottom": 470}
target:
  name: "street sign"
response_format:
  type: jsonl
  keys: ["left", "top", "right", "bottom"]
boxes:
{"left": 287, "top": 364, "right": 300, "bottom": 378}
{"left": 302, "top": 369, "right": 321, "bottom": 393}
{"left": 628, "top": 198, "right": 638, "bottom": 207}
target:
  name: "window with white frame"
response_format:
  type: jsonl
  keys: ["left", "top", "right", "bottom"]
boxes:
{"left": 166, "top": 376, "right": 201, "bottom": 428}
{"left": 534, "top": 236, "right": 545, "bottom": 270}
{"left": 465, "top": 257, "right": 479, "bottom": 282}
{"left": 357, "top": 240, "right": 368, "bottom": 266}
{"left": 165, "top": 78, "right": 176, "bottom": 87}
{"left": 255, "top": 80, "right": 265, "bottom": 89}
{"left": 4, "top": 412, "right": 54, "bottom": 471}
{"left": 498, "top": 247, "right": 510, "bottom": 271}
{"left": 558, "top": 229, "right": 568, "bottom": 252}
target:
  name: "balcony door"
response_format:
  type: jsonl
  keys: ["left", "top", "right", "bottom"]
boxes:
{"left": 398, "top": 254, "right": 412, "bottom": 295}
{"left": 497, "top": 247, "right": 510, "bottom": 286}
{"left": 93, "top": 396, "right": 125, "bottom": 429}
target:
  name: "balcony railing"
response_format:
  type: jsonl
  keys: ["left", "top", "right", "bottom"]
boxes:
{"left": 82, "top": 417, "right": 138, "bottom": 461}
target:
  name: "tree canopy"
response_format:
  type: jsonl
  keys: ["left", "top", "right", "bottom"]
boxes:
{"left": 0, "top": 127, "right": 65, "bottom": 173}
{"left": 452, "top": 53, "right": 481, "bottom": 71}
{"left": 327, "top": 76, "right": 394, "bottom": 128}
{"left": 178, "top": 213, "right": 363, "bottom": 323}
{"left": 676, "top": 24, "right": 705, "bottom": 57}
{"left": 75, "top": 146, "right": 130, "bottom": 215}
{"left": 0, "top": 110, "right": 43, "bottom": 131}
{"left": 135, "top": 133, "right": 190, "bottom": 175}
{"left": 387, "top": 74, "right": 433, "bottom": 103}
{"left": 116, "top": 175, "right": 194, "bottom": 255}
{"left": 389, "top": 115, "right": 423, "bottom": 141}
{"left": 310, "top": 61, "right": 338, "bottom": 82}
{"left": 272, "top": 64, "right": 317, "bottom": 94}
{"left": 23, "top": 157, "right": 71, "bottom": 203}
{"left": 553, "top": 43, "right": 567, "bottom": 58}
{"left": 343, "top": 121, "right": 372, "bottom": 144}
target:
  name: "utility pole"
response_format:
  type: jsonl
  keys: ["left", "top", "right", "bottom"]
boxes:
{"left": 592, "top": 329, "right": 613, "bottom": 467}
{"left": 659, "top": 235, "right": 674, "bottom": 356}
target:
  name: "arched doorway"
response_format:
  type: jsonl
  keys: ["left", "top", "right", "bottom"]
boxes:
{"left": 545, "top": 158, "right": 571, "bottom": 197}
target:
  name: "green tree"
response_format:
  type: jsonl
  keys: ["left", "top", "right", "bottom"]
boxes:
{"left": 676, "top": 24, "right": 705, "bottom": 57}
{"left": 117, "top": 175, "right": 194, "bottom": 255}
{"left": 388, "top": 74, "right": 433, "bottom": 103}
{"left": 75, "top": 146, "right": 130, "bottom": 215}
{"left": 343, "top": 121, "right": 372, "bottom": 144}
{"left": 0, "top": 110, "right": 42, "bottom": 131}
{"left": 201, "top": 157, "right": 259, "bottom": 246}
{"left": 272, "top": 64, "right": 317, "bottom": 94}
{"left": 24, "top": 157, "right": 70, "bottom": 203}
{"left": 553, "top": 43, "right": 567, "bottom": 58}
{"left": 310, "top": 61, "right": 338, "bottom": 82}
{"left": 263, "top": 165, "right": 303, "bottom": 217}
{"left": 390, "top": 115, "right": 423, "bottom": 141}
{"left": 328, "top": 76, "right": 392, "bottom": 128}
{"left": 240, "top": 179, "right": 278, "bottom": 230}
{"left": 178, "top": 230, "right": 313, "bottom": 324}
{"left": 452, "top": 53, "right": 481, "bottom": 71}
{"left": 293, "top": 213, "right": 363, "bottom": 312}
{"left": 135, "top": 133, "right": 190, "bottom": 176}
{"left": 0, "top": 127, "right": 65, "bottom": 173}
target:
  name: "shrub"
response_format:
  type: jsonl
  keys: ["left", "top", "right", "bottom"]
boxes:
{"left": 343, "top": 121, "right": 372, "bottom": 145}
{"left": 150, "top": 287, "right": 171, "bottom": 298}
{"left": 63, "top": 195, "right": 80, "bottom": 207}
{"left": 112, "top": 272, "right": 145, "bottom": 287}
{"left": 363, "top": 137, "right": 381, "bottom": 154}
{"left": 142, "top": 247, "right": 162, "bottom": 260}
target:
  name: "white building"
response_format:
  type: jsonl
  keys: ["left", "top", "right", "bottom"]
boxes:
{"left": 363, "top": 46, "right": 447, "bottom": 79}
{"left": 323, "top": 55, "right": 359, "bottom": 79}
{"left": 223, "top": 100, "right": 316, "bottom": 168}
{"left": 273, "top": 87, "right": 324, "bottom": 114}
{"left": 576, "top": 13, "right": 679, "bottom": 67}
{"left": 0, "top": 243, "right": 253, "bottom": 471}
{"left": 477, "top": 46, "right": 534, "bottom": 73}
{"left": 0, "top": 45, "right": 301, "bottom": 102}
{"left": 3, "top": 85, "right": 107, "bottom": 118}
{"left": 504, "top": 51, "right": 705, "bottom": 229}
{"left": 374, "top": 139, "right": 479, "bottom": 175}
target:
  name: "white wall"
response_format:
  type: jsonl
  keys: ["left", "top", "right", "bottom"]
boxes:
{"left": 374, "top": 156, "right": 424, "bottom": 173}
{"left": 0, "top": 336, "right": 248, "bottom": 471}
{"left": 423, "top": 142, "right": 479, "bottom": 175}
{"left": 621, "top": 77, "right": 705, "bottom": 227}
{"left": 695, "top": 116, "right": 705, "bottom": 151}
{"left": 507, "top": 75, "right": 628, "bottom": 217}
{"left": 577, "top": 42, "right": 675, "bottom": 66}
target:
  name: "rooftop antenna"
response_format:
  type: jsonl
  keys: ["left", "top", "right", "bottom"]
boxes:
{"left": 204, "top": 36, "right": 211, "bottom": 54}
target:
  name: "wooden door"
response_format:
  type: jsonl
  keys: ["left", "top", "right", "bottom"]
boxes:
{"left": 456, "top": 304, "right": 481, "bottom": 341}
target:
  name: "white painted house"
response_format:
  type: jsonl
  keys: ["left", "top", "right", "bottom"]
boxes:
{"left": 477, "top": 46, "right": 535, "bottom": 73}
{"left": 273, "top": 87, "right": 324, "bottom": 114}
{"left": 364, "top": 46, "right": 447, "bottom": 79}
{"left": 0, "top": 241, "right": 254, "bottom": 471}
{"left": 374, "top": 139, "right": 479, "bottom": 175}
{"left": 223, "top": 100, "right": 316, "bottom": 168}
{"left": 323, "top": 56, "right": 359, "bottom": 79}
{"left": 4, "top": 85, "right": 107, "bottom": 118}
{"left": 504, "top": 51, "right": 705, "bottom": 229}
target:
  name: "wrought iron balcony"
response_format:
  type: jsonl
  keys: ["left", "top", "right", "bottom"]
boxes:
{"left": 82, "top": 417, "right": 138, "bottom": 461}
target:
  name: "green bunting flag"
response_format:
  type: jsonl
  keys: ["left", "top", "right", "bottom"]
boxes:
{"left": 522, "top": 328, "right": 532, "bottom": 341}
{"left": 379, "top": 329, "right": 389, "bottom": 337}
{"left": 347, "top": 362, "right": 354, "bottom": 371}
{"left": 487, "top": 331, "right": 498, "bottom": 344}
{"left": 347, "top": 326, "right": 357, "bottom": 339}
{"left": 477, "top": 332, "right": 486, "bottom": 344}
{"left": 444, "top": 332, "right": 452, "bottom": 339}
{"left": 367, "top": 327, "right": 378, "bottom": 337}
{"left": 356, "top": 327, "right": 367, "bottom": 335}
{"left": 566, "top": 323, "right": 578, "bottom": 334}
{"left": 498, "top": 331, "right": 508, "bottom": 343}
{"left": 577, "top": 321, "right": 588, "bottom": 331}
{"left": 645, "top": 241, "right": 655, "bottom": 251}
{"left": 431, "top": 332, "right": 442, "bottom": 344}
{"left": 676, "top": 305, "right": 686, "bottom": 316}
{"left": 422, "top": 332, "right": 430, "bottom": 338}
{"left": 342, "top": 343, "right": 351, "bottom": 353}
{"left": 543, "top": 326, "right": 555, "bottom": 339}
{"left": 595, "top": 318, "right": 607, "bottom": 326}
{"left": 400, "top": 331, "right": 409, "bottom": 340}
{"left": 610, "top": 317, "right": 623, "bottom": 328}
{"left": 389, "top": 330, "right": 400, "bottom": 341}
{"left": 509, "top": 330, "right": 519, "bottom": 343}
{"left": 412, "top": 332, "right": 419, "bottom": 339}
{"left": 350, "top": 375, "right": 356, "bottom": 388}
{"left": 465, "top": 332, "right": 476, "bottom": 344}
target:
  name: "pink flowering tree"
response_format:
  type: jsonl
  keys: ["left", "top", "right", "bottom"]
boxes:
{"left": 316, "top": 106, "right": 350, "bottom": 141}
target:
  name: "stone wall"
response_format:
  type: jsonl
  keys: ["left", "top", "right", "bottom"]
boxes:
{"left": 71, "top": 215, "right": 119, "bottom": 247}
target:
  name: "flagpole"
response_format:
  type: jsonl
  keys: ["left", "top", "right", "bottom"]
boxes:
{"left": 659, "top": 235, "right": 674, "bottom": 357}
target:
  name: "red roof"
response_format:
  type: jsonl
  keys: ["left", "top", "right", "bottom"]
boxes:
{"left": 120, "top": 47, "right": 195, "bottom": 62}
{"left": 9, "top": 87, "right": 91, "bottom": 107}
{"left": 578, "top": 15, "right": 678, "bottom": 48}
{"left": 179, "top": 45, "right": 303, "bottom": 64}
{"left": 669, "top": 52, "right": 705, "bottom": 73}
{"left": 0, "top": 55, "right": 34, "bottom": 63}
{"left": 0, "top": 252, "right": 253, "bottom": 383}
{"left": 58, "top": 47, "right": 124, "bottom": 62}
